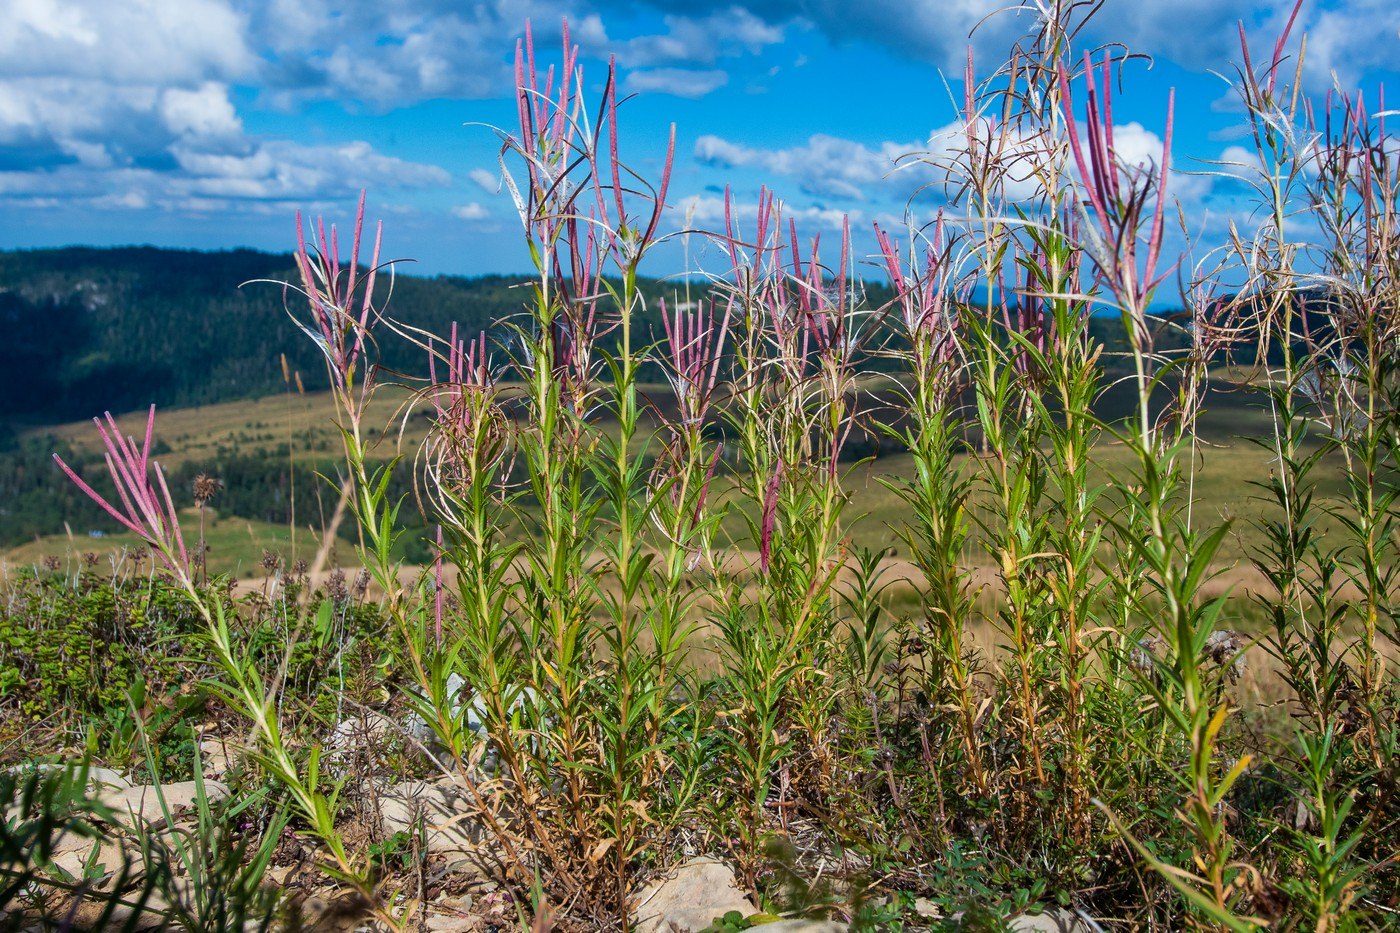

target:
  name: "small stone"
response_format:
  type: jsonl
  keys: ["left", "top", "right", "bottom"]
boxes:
{"left": 8, "top": 762, "right": 130, "bottom": 789}
{"left": 266, "top": 864, "right": 296, "bottom": 886}
{"left": 426, "top": 913, "right": 479, "bottom": 932}
{"left": 443, "top": 856, "right": 491, "bottom": 878}
{"left": 83, "top": 766, "right": 132, "bottom": 789}
{"left": 97, "top": 780, "right": 229, "bottom": 828}
{"left": 198, "top": 735, "right": 244, "bottom": 779}
{"left": 1008, "top": 907, "right": 1096, "bottom": 932}
{"left": 47, "top": 838, "right": 141, "bottom": 886}
{"left": 329, "top": 712, "right": 400, "bottom": 752}
{"left": 631, "top": 857, "right": 758, "bottom": 933}
{"left": 380, "top": 778, "right": 481, "bottom": 857}
{"left": 66, "top": 890, "right": 171, "bottom": 931}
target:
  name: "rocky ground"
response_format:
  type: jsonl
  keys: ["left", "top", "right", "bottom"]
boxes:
{"left": 5, "top": 719, "right": 1100, "bottom": 932}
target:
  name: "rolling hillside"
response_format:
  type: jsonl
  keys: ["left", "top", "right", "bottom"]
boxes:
{"left": 0, "top": 246, "right": 540, "bottom": 425}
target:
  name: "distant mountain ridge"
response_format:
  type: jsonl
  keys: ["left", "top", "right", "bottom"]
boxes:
{"left": 3, "top": 245, "right": 1225, "bottom": 431}
{"left": 0, "top": 246, "right": 538, "bottom": 425}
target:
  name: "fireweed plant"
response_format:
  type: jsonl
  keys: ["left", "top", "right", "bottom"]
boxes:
{"left": 48, "top": 4, "right": 1400, "bottom": 930}
{"left": 53, "top": 405, "right": 402, "bottom": 928}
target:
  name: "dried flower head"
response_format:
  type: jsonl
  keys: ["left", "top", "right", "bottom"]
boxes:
{"left": 193, "top": 473, "right": 223, "bottom": 507}
{"left": 327, "top": 568, "right": 349, "bottom": 602}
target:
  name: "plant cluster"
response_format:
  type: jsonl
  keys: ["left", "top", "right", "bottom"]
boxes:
{"left": 7, "top": 2, "right": 1400, "bottom": 931}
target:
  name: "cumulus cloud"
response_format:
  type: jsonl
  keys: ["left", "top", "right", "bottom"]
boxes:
{"left": 590, "top": 7, "right": 785, "bottom": 66}
{"left": 615, "top": 0, "right": 1015, "bottom": 70}
{"left": 0, "top": 139, "right": 449, "bottom": 213}
{"left": 625, "top": 68, "right": 729, "bottom": 98}
{"left": 244, "top": 0, "right": 547, "bottom": 107}
{"left": 452, "top": 202, "right": 491, "bottom": 220}
{"left": 0, "top": 0, "right": 460, "bottom": 218}
{"left": 469, "top": 168, "right": 500, "bottom": 192}
{"left": 628, "top": 0, "right": 1396, "bottom": 91}
{"left": 247, "top": 1, "right": 783, "bottom": 108}
{"left": 674, "top": 192, "right": 856, "bottom": 231}
{"left": 696, "top": 116, "right": 1212, "bottom": 220}
{"left": 0, "top": 0, "right": 254, "bottom": 85}
{"left": 1299, "top": 0, "right": 1400, "bottom": 90}
{"left": 0, "top": 0, "right": 802, "bottom": 227}
{"left": 695, "top": 129, "right": 947, "bottom": 200}
{"left": 160, "top": 83, "right": 245, "bottom": 144}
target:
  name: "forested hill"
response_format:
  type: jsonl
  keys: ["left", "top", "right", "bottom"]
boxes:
{"left": 0, "top": 246, "right": 551, "bottom": 426}
{"left": 1, "top": 245, "right": 1211, "bottom": 431}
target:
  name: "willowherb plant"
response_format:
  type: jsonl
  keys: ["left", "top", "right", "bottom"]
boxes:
{"left": 1058, "top": 53, "right": 1175, "bottom": 333}
{"left": 54, "top": 406, "right": 402, "bottom": 928}
{"left": 291, "top": 192, "right": 383, "bottom": 399}
{"left": 53, "top": 406, "right": 190, "bottom": 581}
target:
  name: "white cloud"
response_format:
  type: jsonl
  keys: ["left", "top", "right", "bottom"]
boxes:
{"left": 0, "top": 0, "right": 254, "bottom": 85}
{"left": 693, "top": 115, "right": 1213, "bottom": 231}
{"left": 625, "top": 68, "right": 729, "bottom": 98}
{"left": 0, "top": 77, "right": 169, "bottom": 168}
{"left": 175, "top": 139, "right": 450, "bottom": 199}
{"left": 452, "top": 202, "right": 490, "bottom": 220}
{"left": 0, "top": 138, "right": 450, "bottom": 215}
{"left": 674, "top": 193, "right": 857, "bottom": 231}
{"left": 469, "top": 168, "right": 500, "bottom": 192}
{"left": 160, "top": 83, "right": 244, "bottom": 143}
{"left": 623, "top": 0, "right": 1397, "bottom": 94}
{"left": 0, "top": 0, "right": 455, "bottom": 220}
{"left": 695, "top": 130, "right": 942, "bottom": 200}
{"left": 600, "top": 7, "right": 784, "bottom": 66}
{"left": 1299, "top": 0, "right": 1400, "bottom": 90}
{"left": 248, "top": 0, "right": 622, "bottom": 108}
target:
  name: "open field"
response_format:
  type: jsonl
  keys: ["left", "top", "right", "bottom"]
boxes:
{"left": 2, "top": 511, "right": 301, "bottom": 579}
{"left": 10, "top": 371, "right": 1358, "bottom": 578}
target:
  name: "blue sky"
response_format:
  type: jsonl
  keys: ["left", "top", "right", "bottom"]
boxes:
{"left": 1, "top": 0, "right": 1397, "bottom": 280}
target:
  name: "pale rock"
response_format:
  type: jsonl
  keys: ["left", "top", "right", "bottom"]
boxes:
{"left": 329, "top": 712, "right": 401, "bottom": 752}
{"left": 198, "top": 734, "right": 245, "bottom": 779}
{"left": 97, "top": 779, "right": 229, "bottom": 828}
{"left": 8, "top": 762, "right": 130, "bottom": 790}
{"left": 380, "top": 777, "right": 482, "bottom": 857}
{"left": 328, "top": 712, "right": 429, "bottom": 779}
{"left": 266, "top": 864, "right": 296, "bottom": 886}
{"left": 297, "top": 885, "right": 374, "bottom": 930}
{"left": 48, "top": 838, "right": 140, "bottom": 883}
{"left": 632, "top": 857, "right": 758, "bottom": 933}
{"left": 433, "top": 893, "right": 474, "bottom": 913}
{"left": 3, "top": 763, "right": 133, "bottom": 829}
{"left": 407, "top": 678, "right": 541, "bottom": 752}
{"left": 426, "top": 913, "right": 478, "bottom": 932}
{"left": 757, "top": 922, "right": 847, "bottom": 932}
{"left": 1008, "top": 907, "right": 1097, "bottom": 932}
{"left": 82, "top": 766, "right": 132, "bottom": 789}
{"left": 66, "top": 890, "right": 172, "bottom": 931}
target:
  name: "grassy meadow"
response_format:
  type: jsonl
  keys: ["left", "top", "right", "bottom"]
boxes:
{"left": 7, "top": 368, "right": 1358, "bottom": 589}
